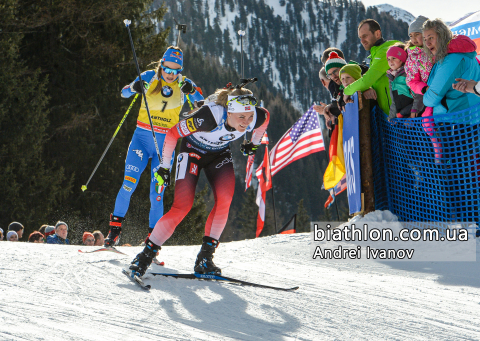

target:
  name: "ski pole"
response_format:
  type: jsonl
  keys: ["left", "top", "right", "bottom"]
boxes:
{"left": 81, "top": 94, "right": 139, "bottom": 191}
{"left": 123, "top": 19, "right": 163, "bottom": 168}
{"left": 238, "top": 30, "right": 245, "bottom": 78}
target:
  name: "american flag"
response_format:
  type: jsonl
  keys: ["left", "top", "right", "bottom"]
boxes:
{"left": 257, "top": 105, "right": 325, "bottom": 177}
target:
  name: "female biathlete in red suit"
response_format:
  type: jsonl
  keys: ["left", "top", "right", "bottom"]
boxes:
{"left": 129, "top": 85, "right": 270, "bottom": 277}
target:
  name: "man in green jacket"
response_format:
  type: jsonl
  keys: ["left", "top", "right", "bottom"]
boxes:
{"left": 344, "top": 19, "right": 399, "bottom": 115}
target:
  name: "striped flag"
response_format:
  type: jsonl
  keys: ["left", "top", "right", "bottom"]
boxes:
{"left": 257, "top": 105, "right": 325, "bottom": 177}
{"left": 255, "top": 146, "right": 272, "bottom": 237}
{"left": 245, "top": 155, "right": 255, "bottom": 191}
{"left": 261, "top": 132, "right": 269, "bottom": 145}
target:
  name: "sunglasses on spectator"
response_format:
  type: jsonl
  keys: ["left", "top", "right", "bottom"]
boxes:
{"left": 85, "top": 238, "right": 95, "bottom": 242}
{"left": 327, "top": 68, "right": 340, "bottom": 79}
{"left": 161, "top": 63, "right": 183, "bottom": 75}
{"left": 227, "top": 95, "right": 258, "bottom": 106}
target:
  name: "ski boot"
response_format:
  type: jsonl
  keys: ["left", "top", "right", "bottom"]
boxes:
{"left": 194, "top": 236, "right": 221, "bottom": 275}
{"left": 129, "top": 238, "right": 161, "bottom": 277}
{"left": 144, "top": 228, "right": 163, "bottom": 266}
{"left": 104, "top": 214, "right": 124, "bottom": 247}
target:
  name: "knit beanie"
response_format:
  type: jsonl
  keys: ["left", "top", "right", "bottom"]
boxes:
{"left": 7, "top": 231, "right": 18, "bottom": 240}
{"left": 387, "top": 46, "right": 408, "bottom": 64}
{"left": 339, "top": 64, "right": 362, "bottom": 81}
{"left": 8, "top": 222, "right": 24, "bottom": 232}
{"left": 44, "top": 226, "right": 55, "bottom": 238}
{"left": 55, "top": 221, "right": 68, "bottom": 231}
{"left": 83, "top": 232, "right": 94, "bottom": 244}
{"left": 408, "top": 15, "right": 429, "bottom": 35}
{"left": 325, "top": 52, "right": 347, "bottom": 74}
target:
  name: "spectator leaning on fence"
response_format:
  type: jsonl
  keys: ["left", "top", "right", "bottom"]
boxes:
{"left": 343, "top": 19, "right": 400, "bottom": 116}
{"left": 423, "top": 19, "right": 480, "bottom": 120}
{"left": 47, "top": 221, "right": 69, "bottom": 245}
{"left": 386, "top": 44, "right": 424, "bottom": 120}
{"left": 339, "top": 64, "right": 363, "bottom": 111}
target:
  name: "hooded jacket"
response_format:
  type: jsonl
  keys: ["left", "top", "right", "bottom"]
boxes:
{"left": 46, "top": 234, "right": 70, "bottom": 245}
{"left": 423, "top": 35, "right": 480, "bottom": 122}
{"left": 387, "top": 66, "right": 423, "bottom": 118}
{"left": 344, "top": 39, "right": 400, "bottom": 115}
{"left": 405, "top": 46, "right": 434, "bottom": 95}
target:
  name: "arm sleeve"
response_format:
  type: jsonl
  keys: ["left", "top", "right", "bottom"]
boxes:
{"left": 329, "top": 101, "right": 342, "bottom": 117}
{"left": 411, "top": 93, "right": 425, "bottom": 114}
{"left": 159, "top": 106, "right": 218, "bottom": 169}
{"left": 251, "top": 107, "right": 270, "bottom": 145}
{"left": 121, "top": 70, "right": 156, "bottom": 98}
{"left": 424, "top": 57, "right": 465, "bottom": 108}
{"left": 407, "top": 71, "right": 428, "bottom": 95}
{"left": 388, "top": 88, "right": 397, "bottom": 119}
{"left": 182, "top": 77, "right": 205, "bottom": 108}
{"left": 399, "top": 103, "right": 413, "bottom": 117}
{"left": 344, "top": 66, "right": 387, "bottom": 96}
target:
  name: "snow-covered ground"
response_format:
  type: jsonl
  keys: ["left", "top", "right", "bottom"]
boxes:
{"left": 1, "top": 211, "right": 480, "bottom": 340}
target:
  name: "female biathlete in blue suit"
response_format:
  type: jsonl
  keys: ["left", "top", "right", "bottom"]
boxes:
{"left": 104, "top": 46, "right": 204, "bottom": 247}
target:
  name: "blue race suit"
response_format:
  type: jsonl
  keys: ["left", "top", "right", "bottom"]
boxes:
{"left": 114, "top": 70, "right": 203, "bottom": 228}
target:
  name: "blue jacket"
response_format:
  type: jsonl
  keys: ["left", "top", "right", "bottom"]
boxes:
{"left": 46, "top": 234, "right": 70, "bottom": 245}
{"left": 424, "top": 51, "right": 480, "bottom": 123}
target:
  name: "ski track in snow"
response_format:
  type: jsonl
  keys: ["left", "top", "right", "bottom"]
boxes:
{"left": 1, "top": 226, "right": 480, "bottom": 340}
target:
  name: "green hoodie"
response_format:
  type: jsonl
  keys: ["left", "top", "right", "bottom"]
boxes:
{"left": 344, "top": 39, "right": 399, "bottom": 115}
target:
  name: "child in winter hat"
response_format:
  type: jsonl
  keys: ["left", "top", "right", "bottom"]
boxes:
{"left": 386, "top": 44, "right": 422, "bottom": 120}
{"left": 339, "top": 64, "right": 362, "bottom": 88}
{"left": 7, "top": 231, "right": 18, "bottom": 241}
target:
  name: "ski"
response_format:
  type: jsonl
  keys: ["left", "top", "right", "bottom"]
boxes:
{"left": 78, "top": 247, "right": 127, "bottom": 255}
{"left": 122, "top": 268, "right": 151, "bottom": 290}
{"left": 150, "top": 272, "right": 299, "bottom": 292}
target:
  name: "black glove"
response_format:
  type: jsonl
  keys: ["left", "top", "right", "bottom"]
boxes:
{"left": 132, "top": 80, "right": 149, "bottom": 94}
{"left": 180, "top": 81, "right": 195, "bottom": 94}
{"left": 240, "top": 141, "right": 259, "bottom": 156}
{"left": 154, "top": 168, "right": 171, "bottom": 187}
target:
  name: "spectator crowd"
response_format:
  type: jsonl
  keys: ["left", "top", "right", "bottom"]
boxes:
{"left": 315, "top": 17, "right": 480, "bottom": 134}
{"left": 0, "top": 221, "right": 108, "bottom": 246}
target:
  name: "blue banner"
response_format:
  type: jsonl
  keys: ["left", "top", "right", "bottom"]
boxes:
{"left": 342, "top": 92, "right": 362, "bottom": 214}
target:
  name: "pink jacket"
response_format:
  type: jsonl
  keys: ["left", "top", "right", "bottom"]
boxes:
{"left": 405, "top": 35, "right": 477, "bottom": 95}
{"left": 447, "top": 34, "right": 477, "bottom": 54}
{"left": 404, "top": 46, "right": 433, "bottom": 95}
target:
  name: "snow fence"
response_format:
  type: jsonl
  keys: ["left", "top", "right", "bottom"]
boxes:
{"left": 370, "top": 103, "right": 480, "bottom": 223}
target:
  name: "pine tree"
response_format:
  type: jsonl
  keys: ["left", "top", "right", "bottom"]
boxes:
{"left": 296, "top": 199, "right": 310, "bottom": 233}
{"left": 0, "top": 2, "right": 71, "bottom": 235}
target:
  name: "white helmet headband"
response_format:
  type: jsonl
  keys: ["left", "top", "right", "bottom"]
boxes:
{"left": 227, "top": 95, "right": 257, "bottom": 113}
